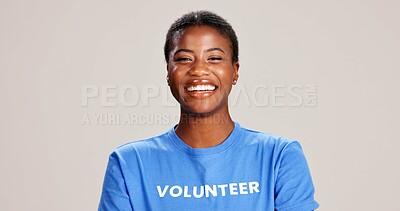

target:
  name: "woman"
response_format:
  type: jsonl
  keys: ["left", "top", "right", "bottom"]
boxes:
{"left": 99, "top": 11, "right": 319, "bottom": 211}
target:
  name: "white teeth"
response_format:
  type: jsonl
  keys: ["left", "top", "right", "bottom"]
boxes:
{"left": 187, "top": 85, "right": 216, "bottom": 92}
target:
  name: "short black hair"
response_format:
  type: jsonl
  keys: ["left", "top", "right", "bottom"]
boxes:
{"left": 164, "top": 10, "right": 239, "bottom": 63}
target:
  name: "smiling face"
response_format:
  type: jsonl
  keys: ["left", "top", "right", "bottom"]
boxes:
{"left": 167, "top": 25, "right": 239, "bottom": 116}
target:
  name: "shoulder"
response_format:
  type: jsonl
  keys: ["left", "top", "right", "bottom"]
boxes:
{"left": 238, "top": 125, "right": 301, "bottom": 153}
{"left": 110, "top": 131, "right": 172, "bottom": 160}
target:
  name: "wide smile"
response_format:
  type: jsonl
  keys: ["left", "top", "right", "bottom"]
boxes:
{"left": 184, "top": 81, "right": 218, "bottom": 98}
{"left": 186, "top": 84, "right": 216, "bottom": 92}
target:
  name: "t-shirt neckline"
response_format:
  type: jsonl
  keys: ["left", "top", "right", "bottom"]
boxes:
{"left": 167, "top": 122, "right": 243, "bottom": 157}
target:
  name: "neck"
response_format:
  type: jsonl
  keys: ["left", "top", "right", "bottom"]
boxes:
{"left": 174, "top": 109, "right": 234, "bottom": 148}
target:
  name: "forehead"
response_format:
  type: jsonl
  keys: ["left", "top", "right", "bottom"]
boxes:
{"left": 172, "top": 25, "right": 232, "bottom": 50}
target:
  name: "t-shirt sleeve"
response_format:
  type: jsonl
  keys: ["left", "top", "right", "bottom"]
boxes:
{"left": 274, "top": 141, "right": 319, "bottom": 211}
{"left": 98, "top": 152, "right": 133, "bottom": 211}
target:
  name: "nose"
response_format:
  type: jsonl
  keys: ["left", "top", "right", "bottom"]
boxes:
{"left": 188, "top": 60, "right": 211, "bottom": 77}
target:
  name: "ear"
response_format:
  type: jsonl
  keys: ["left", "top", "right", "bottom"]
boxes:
{"left": 166, "top": 65, "right": 170, "bottom": 86}
{"left": 233, "top": 62, "right": 239, "bottom": 84}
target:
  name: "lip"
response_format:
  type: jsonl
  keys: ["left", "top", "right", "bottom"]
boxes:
{"left": 184, "top": 79, "right": 218, "bottom": 98}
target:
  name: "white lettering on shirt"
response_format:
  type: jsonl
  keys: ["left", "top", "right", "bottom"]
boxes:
{"left": 238, "top": 182, "right": 248, "bottom": 194}
{"left": 218, "top": 184, "right": 228, "bottom": 196}
{"left": 157, "top": 185, "right": 169, "bottom": 198}
{"left": 183, "top": 186, "right": 191, "bottom": 198}
{"left": 193, "top": 186, "right": 204, "bottom": 198}
{"left": 156, "top": 181, "right": 260, "bottom": 198}
{"left": 249, "top": 181, "right": 260, "bottom": 194}
{"left": 229, "top": 183, "right": 238, "bottom": 195}
{"left": 169, "top": 185, "right": 183, "bottom": 198}
{"left": 205, "top": 185, "right": 217, "bottom": 197}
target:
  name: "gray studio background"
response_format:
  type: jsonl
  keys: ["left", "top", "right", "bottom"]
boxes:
{"left": 1, "top": 0, "right": 399, "bottom": 210}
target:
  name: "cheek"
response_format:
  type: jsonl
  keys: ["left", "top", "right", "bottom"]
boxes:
{"left": 169, "top": 69, "right": 185, "bottom": 86}
{"left": 168, "top": 67, "right": 186, "bottom": 97}
{"left": 167, "top": 65, "right": 179, "bottom": 83}
{"left": 214, "top": 67, "right": 234, "bottom": 84}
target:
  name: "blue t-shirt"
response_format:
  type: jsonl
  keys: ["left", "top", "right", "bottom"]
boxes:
{"left": 99, "top": 122, "right": 319, "bottom": 210}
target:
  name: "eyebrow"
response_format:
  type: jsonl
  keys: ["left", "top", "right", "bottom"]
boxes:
{"left": 206, "top": 48, "right": 225, "bottom": 54}
{"left": 173, "top": 48, "right": 225, "bottom": 56}
{"left": 174, "top": 49, "right": 194, "bottom": 56}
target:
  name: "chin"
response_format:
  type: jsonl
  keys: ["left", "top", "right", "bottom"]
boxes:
{"left": 183, "top": 107, "right": 216, "bottom": 116}
{"left": 182, "top": 102, "right": 226, "bottom": 117}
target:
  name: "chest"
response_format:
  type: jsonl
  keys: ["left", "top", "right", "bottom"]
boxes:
{"left": 124, "top": 149, "right": 276, "bottom": 210}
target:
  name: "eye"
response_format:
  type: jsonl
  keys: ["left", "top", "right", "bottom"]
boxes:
{"left": 208, "top": 57, "right": 222, "bottom": 61}
{"left": 174, "top": 57, "right": 192, "bottom": 62}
